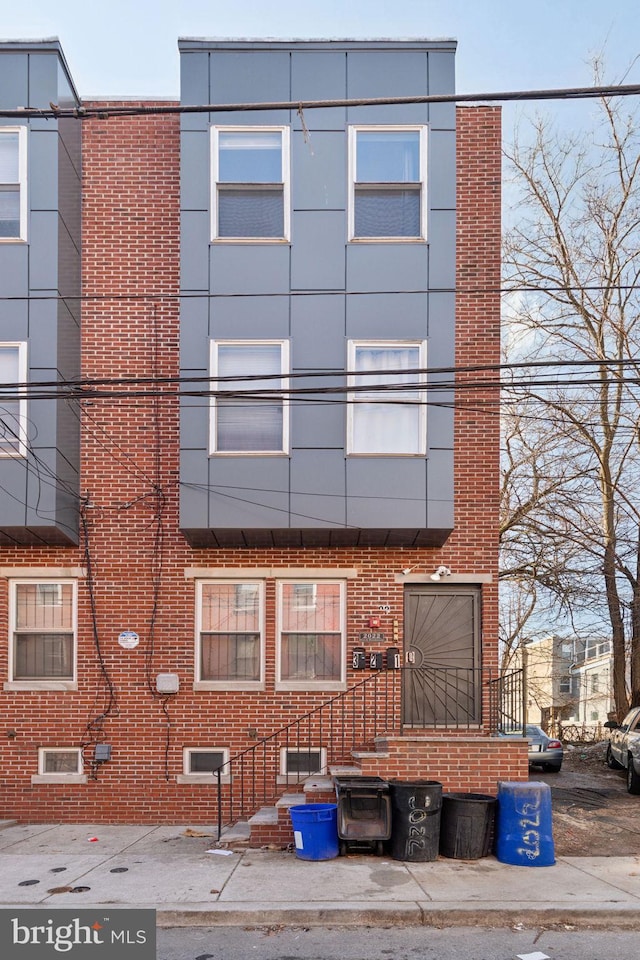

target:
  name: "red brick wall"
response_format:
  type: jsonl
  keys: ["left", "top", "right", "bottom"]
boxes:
{"left": 0, "top": 104, "right": 509, "bottom": 826}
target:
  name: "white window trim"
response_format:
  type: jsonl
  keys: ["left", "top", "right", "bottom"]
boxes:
{"left": 194, "top": 579, "right": 265, "bottom": 691}
{"left": 0, "top": 125, "right": 27, "bottom": 243}
{"left": 32, "top": 747, "right": 86, "bottom": 784}
{"left": 210, "top": 125, "right": 291, "bottom": 242}
{"left": 177, "top": 746, "right": 231, "bottom": 784}
{"left": 209, "top": 339, "right": 290, "bottom": 456}
{"left": 0, "top": 341, "right": 28, "bottom": 458}
{"left": 5, "top": 578, "right": 78, "bottom": 691}
{"left": 346, "top": 339, "right": 427, "bottom": 456}
{"left": 348, "top": 124, "right": 428, "bottom": 242}
{"left": 275, "top": 579, "right": 346, "bottom": 693}
{"left": 278, "top": 746, "right": 327, "bottom": 784}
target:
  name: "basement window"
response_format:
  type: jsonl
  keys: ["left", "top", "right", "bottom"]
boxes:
{"left": 279, "top": 747, "right": 327, "bottom": 784}
{"left": 32, "top": 747, "right": 86, "bottom": 784}
{"left": 178, "top": 747, "right": 231, "bottom": 785}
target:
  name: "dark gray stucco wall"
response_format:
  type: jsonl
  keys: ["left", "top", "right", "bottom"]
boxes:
{"left": 0, "top": 43, "right": 81, "bottom": 545}
{"left": 179, "top": 40, "right": 456, "bottom": 546}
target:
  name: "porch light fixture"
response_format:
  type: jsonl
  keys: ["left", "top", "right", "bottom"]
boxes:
{"left": 430, "top": 565, "right": 452, "bottom": 581}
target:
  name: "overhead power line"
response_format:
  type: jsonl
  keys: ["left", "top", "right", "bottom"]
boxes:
{"left": 2, "top": 82, "right": 640, "bottom": 120}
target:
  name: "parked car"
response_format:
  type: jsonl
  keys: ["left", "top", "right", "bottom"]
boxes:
{"left": 499, "top": 724, "right": 563, "bottom": 772}
{"left": 604, "top": 707, "right": 640, "bottom": 794}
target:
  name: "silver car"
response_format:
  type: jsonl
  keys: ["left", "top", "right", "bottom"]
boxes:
{"left": 605, "top": 707, "right": 640, "bottom": 794}
{"left": 500, "top": 724, "right": 563, "bottom": 773}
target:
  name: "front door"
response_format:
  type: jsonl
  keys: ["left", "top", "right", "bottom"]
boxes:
{"left": 403, "top": 585, "right": 481, "bottom": 727}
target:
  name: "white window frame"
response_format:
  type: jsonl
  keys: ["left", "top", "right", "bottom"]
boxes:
{"left": 346, "top": 340, "right": 427, "bottom": 456}
{"left": 33, "top": 747, "right": 86, "bottom": 784}
{"left": 6, "top": 578, "right": 78, "bottom": 691}
{"left": 278, "top": 746, "right": 327, "bottom": 784}
{"left": 276, "top": 579, "right": 346, "bottom": 693}
{"left": 0, "top": 341, "right": 27, "bottom": 458}
{"left": 178, "top": 746, "right": 231, "bottom": 784}
{"left": 348, "top": 125, "right": 428, "bottom": 242}
{"left": 0, "top": 125, "right": 27, "bottom": 242}
{"left": 209, "top": 339, "right": 290, "bottom": 455}
{"left": 210, "top": 125, "right": 290, "bottom": 242}
{"left": 194, "top": 579, "right": 265, "bottom": 691}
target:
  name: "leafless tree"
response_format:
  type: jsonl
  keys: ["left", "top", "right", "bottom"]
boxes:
{"left": 501, "top": 68, "right": 640, "bottom": 718}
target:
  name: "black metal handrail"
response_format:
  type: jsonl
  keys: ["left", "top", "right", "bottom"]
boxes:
{"left": 214, "top": 669, "right": 399, "bottom": 838}
{"left": 212, "top": 664, "right": 522, "bottom": 839}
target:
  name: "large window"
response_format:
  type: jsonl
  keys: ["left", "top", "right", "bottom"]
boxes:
{"left": 0, "top": 342, "right": 27, "bottom": 456}
{"left": 347, "top": 341, "right": 427, "bottom": 455}
{"left": 349, "top": 126, "right": 427, "bottom": 240}
{"left": 211, "top": 126, "right": 290, "bottom": 240}
{"left": 10, "top": 580, "right": 76, "bottom": 684}
{"left": 277, "top": 580, "right": 345, "bottom": 691}
{"left": 196, "top": 581, "right": 264, "bottom": 689}
{"left": 210, "top": 340, "right": 289, "bottom": 454}
{"left": 0, "top": 127, "right": 26, "bottom": 241}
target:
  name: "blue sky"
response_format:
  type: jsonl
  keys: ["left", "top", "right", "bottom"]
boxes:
{"left": 3, "top": 0, "right": 640, "bottom": 101}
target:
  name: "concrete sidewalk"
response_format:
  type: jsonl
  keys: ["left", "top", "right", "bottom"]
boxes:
{"left": 0, "top": 822, "right": 639, "bottom": 928}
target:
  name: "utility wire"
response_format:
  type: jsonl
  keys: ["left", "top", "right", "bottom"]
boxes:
{"left": 3, "top": 81, "right": 640, "bottom": 120}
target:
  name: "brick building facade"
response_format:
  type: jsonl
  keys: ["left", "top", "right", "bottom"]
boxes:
{"left": 0, "top": 39, "right": 526, "bottom": 831}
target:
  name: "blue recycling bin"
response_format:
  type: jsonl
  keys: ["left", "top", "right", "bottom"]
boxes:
{"left": 495, "top": 781, "right": 555, "bottom": 866}
{"left": 289, "top": 803, "right": 339, "bottom": 861}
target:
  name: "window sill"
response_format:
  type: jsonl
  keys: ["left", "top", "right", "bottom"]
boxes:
{"left": 348, "top": 236, "right": 427, "bottom": 244}
{"left": 209, "top": 451, "right": 289, "bottom": 457}
{"left": 211, "top": 238, "right": 291, "bottom": 245}
{"left": 31, "top": 774, "right": 87, "bottom": 785}
{"left": 193, "top": 681, "right": 265, "bottom": 692}
{"left": 275, "top": 681, "right": 346, "bottom": 693}
{"left": 4, "top": 681, "right": 78, "bottom": 692}
{"left": 176, "top": 774, "right": 232, "bottom": 785}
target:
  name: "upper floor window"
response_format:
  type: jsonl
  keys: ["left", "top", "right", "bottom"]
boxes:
{"left": 210, "top": 340, "right": 289, "bottom": 454}
{"left": 211, "top": 126, "right": 290, "bottom": 240}
{"left": 276, "top": 580, "right": 346, "bottom": 691}
{"left": 347, "top": 341, "right": 427, "bottom": 455}
{"left": 9, "top": 580, "right": 77, "bottom": 685}
{"left": 0, "top": 127, "right": 27, "bottom": 241}
{"left": 0, "top": 342, "right": 27, "bottom": 456}
{"left": 349, "top": 126, "right": 427, "bottom": 240}
{"left": 195, "top": 580, "right": 264, "bottom": 690}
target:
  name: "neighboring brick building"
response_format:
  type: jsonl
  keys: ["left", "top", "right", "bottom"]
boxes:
{"left": 0, "top": 38, "right": 526, "bottom": 831}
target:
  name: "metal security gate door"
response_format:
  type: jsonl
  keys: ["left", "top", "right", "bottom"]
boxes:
{"left": 403, "top": 585, "right": 481, "bottom": 727}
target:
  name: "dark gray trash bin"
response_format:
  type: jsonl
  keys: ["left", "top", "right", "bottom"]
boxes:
{"left": 388, "top": 780, "right": 442, "bottom": 862}
{"left": 439, "top": 792, "right": 496, "bottom": 859}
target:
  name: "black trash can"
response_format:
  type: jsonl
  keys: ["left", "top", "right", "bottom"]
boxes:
{"left": 388, "top": 780, "right": 442, "bottom": 862}
{"left": 439, "top": 792, "right": 496, "bottom": 860}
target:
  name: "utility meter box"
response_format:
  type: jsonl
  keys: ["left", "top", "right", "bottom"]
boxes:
{"left": 156, "top": 673, "right": 180, "bottom": 694}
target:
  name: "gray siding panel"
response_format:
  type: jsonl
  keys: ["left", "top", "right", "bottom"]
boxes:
{"left": 181, "top": 211, "right": 210, "bottom": 290}
{"left": 28, "top": 51, "right": 59, "bottom": 109}
{"left": 291, "top": 450, "right": 346, "bottom": 526}
{"left": 346, "top": 292, "right": 428, "bottom": 340}
{"left": 181, "top": 130, "right": 210, "bottom": 211}
{"left": 179, "top": 296, "right": 209, "bottom": 369}
{"left": 208, "top": 457, "right": 290, "bottom": 527}
{"left": 0, "top": 298, "right": 28, "bottom": 340}
{"left": 346, "top": 50, "right": 429, "bottom": 125}
{"left": 209, "top": 50, "right": 291, "bottom": 127}
{"left": 426, "top": 450, "right": 454, "bottom": 528}
{"left": 28, "top": 130, "right": 58, "bottom": 211}
{"left": 292, "top": 130, "right": 346, "bottom": 210}
{"left": 291, "top": 51, "right": 347, "bottom": 130}
{"left": 181, "top": 388, "right": 209, "bottom": 451}
{"left": 291, "top": 211, "right": 345, "bottom": 289}
{"left": 180, "top": 449, "right": 210, "bottom": 528}
{"left": 346, "top": 243, "right": 429, "bottom": 293}
{"left": 290, "top": 374, "right": 345, "bottom": 449}
{"left": 29, "top": 212, "right": 58, "bottom": 289}
{"left": 210, "top": 245, "right": 290, "bottom": 296}
{"left": 428, "top": 50, "right": 457, "bottom": 130}
{"left": 429, "top": 129, "right": 456, "bottom": 210}
{"left": 427, "top": 210, "right": 456, "bottom": 289}
{"left": 346, "top": 458, "right": 427, "bottom": 528}
{"left": 180, "top": 51, "right": 210, "bottom": 131}
{"left": 291, "top": 294, "right": 345, "bottom": 368}
{"left": 0, "top": 53, "right": 28, "bottom": 108}
{"left": 210, "top": 293, "right": 289, "bottom": 339}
